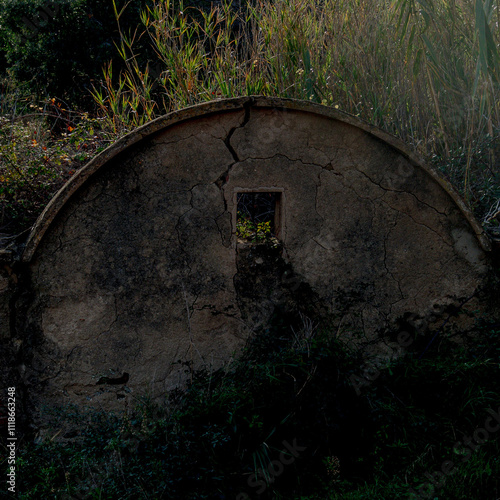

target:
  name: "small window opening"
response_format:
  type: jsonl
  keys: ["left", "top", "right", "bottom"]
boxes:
{"left": 236, "top": 191, "right": 282, "bottom": 244}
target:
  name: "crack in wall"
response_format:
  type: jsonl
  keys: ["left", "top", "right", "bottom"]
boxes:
{"left": 173, "top": 185, "right": 199, "bottom": 276}
{"left": 232, "top": 152, "right": 328, "bottom": 170}
{"left": 216, "top": 101, "right": 252, "bottom": 195}
{"left": 152, "top": 131, "right": 198, "bottom": 146}
{"left": 379, "top": 197, "right": 452, "bottom": 248}
{"left": 95, "top": 295, "right": 119, "bottom": 343}
{"left": 192, "top": 303, "right": 238, "bottom": 319}
{"left": 382, "top": 218, "right": 406, "bottom": 312}
{"left": 315, "top": 170, "right": 326, "bottom": 228}
{"left": 311, "top": 237, "right": 330, "bottom": 251}
{"left": 214, "top": 213, "right": 231, "bottom": 248}
{"left": 11, "top": 100, "right": 493, "bottom": 430}
{"left": 354, "top": 166, "right": 448, "bottom": 217}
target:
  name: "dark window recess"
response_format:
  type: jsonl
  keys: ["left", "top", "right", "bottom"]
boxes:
{"left": 236, "top": 192, "right": 281, "bottom": 242}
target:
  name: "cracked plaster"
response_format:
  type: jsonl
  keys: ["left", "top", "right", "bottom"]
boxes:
{"left": 3, "top": 97, "right": 494, "bottom": 422}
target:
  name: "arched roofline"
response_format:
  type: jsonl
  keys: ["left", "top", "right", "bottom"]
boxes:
{"left": 22, "top": 96, "right": 492, "bottom": 262}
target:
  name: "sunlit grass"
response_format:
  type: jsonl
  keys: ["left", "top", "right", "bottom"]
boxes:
{"left": 90, "top": 0, "right": 500, "bottom": 220}
{"left": 1, "top": 0, "right": 499, "bottom": 232}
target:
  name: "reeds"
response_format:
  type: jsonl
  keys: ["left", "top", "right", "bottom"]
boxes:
{"left": 91, "top": 0, "right": 499, "bottom": 218}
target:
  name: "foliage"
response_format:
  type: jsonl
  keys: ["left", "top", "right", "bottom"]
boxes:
{"left": 5, "top": 312, "right": 500, "bottom": 499}
{"left": 89, "top": 0, "right": 500, "bottom": 221}
{"left": 433, "top": 131, "right": 500, "bottom": 227}
{"left": 1, "top": 2, "right": 499, "bottom": 497}
{"left": 1, "top": 0, "right": 499, "bottom": 234}
{"left": 236, "top": 211, "right": 273, "bottom": 243}
{"left": 0, "top": 0, "right": 152, "bottom": 107}
{"left": 0, "top": 83, "right": 117, "bottom": 233}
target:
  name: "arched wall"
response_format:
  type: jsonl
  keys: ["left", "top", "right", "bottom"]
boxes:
{"left": 18, "top": 97, "right": 492, "bottom": 413}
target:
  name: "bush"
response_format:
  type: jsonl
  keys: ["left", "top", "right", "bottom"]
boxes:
{"left": 0, "top": 87, "right": 117, "bottom": 234}
{"left": 7, "top": 312, "right": 500, "bottom": 499}
{"left": 0, "top": 0, "right": 152, "bottom": 108}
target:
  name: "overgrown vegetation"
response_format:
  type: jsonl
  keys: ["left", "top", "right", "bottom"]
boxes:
{"left": 1, "top": 1, "right": 499, "bottom": 497}
{"left": 237, "top": 212, "right": 274, "bottom": 242}
{"left": 88, "top": 0, "right": 500, "bottom": 219}
{"left": 0, "top": 0, "right": 499, "bottom": 236}
{"left": 0, "top": 0, "right": 154, "bottom": 107}
{"left": 236, "top": 192, "right": 278, "bottom": 242}
{"left": 0, "top": 87, "right": 116, "bottom": 233}
{"left": 5, "top": 311, "right": 500, "bottom": 498}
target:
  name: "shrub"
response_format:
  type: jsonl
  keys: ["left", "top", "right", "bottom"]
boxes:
{"left": 0, "top": 0, "right": 152, "bottom": 108}
{"left": 8, "top": 312, "right": 500, "bottom": 499}
{"left": 0, "top": 85, "right": 117, "bottom": 234}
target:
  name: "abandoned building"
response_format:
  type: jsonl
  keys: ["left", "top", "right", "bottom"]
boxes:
{"left": 0, "top": 96, "right": 496, "bottom": 422}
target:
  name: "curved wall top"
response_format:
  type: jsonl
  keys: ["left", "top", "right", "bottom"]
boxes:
{"left": 23, "top": 96, "right": 491, "bottom": 261}
{"left": 17, "top": 96, "right": 492, "bottom": 414}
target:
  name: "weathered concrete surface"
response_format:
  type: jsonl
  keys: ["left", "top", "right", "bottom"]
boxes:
{"left": 6, "top": 97, "right": 494, "bottom": 423}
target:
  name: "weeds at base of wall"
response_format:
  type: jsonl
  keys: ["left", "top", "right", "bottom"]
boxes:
{"left": 2, "top": 309, "right": 499, "bottom": 499}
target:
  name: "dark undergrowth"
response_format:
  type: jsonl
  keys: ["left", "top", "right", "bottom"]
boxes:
{"left": 3, "top": 309, "right": 500, "bottom": 499}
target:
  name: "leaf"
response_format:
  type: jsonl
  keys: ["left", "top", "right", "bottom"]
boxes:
{"left": 421, "top": 33, "right": 439, "bottom": 69}
{"left": 476, "top": 0, "right": 489, "bottom": 75}
{"left": 407, "top": 24, "right": 417, "bottom": 59}
{"left": 420, "top": 9, "right": 431, "bottom": 29}
{"left": 413, "top": 47, "right": 424, "bottom": 77}
{"left": 474, "top": 0, "right": 499, "bottom": 79}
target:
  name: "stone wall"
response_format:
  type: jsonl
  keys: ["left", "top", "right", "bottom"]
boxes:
{"left": 1, "top": 97, "right": 495, "bottom": 426}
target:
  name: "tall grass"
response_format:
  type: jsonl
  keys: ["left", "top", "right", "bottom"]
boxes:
{"left": 1, "top": 0, "right": 498, "bottom": 233}
{"left": 91, "top": 0, "right": 500, "bottom": 221}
